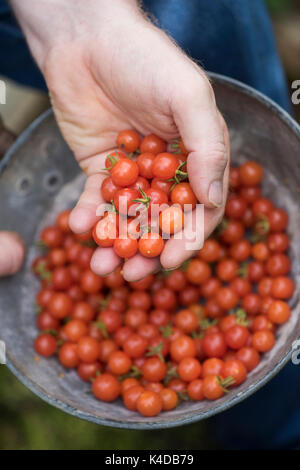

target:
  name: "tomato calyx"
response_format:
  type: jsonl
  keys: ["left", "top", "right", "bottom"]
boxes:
{"left": 163, "top": 362, "right": 179, "bottom": 385}
{"left": 254, "top": 215, "right": 270, "bottom": 236}
{"left": 104, "top": 153, "right": 122, "bottom": 171}
{"left": 132, "top": 187, "right": 151, "bottom": 208}
{"left": 199, "top": 318, "right": 218, "bottom": 331}
{"left": 41, "top": 329, "right": 58, "bottom": 337}
{"left": 177, "top": 390, "right": 190, "bottom": 402}
{"left": 159, "top": 323, "right": 173, "bottom": 338}
{"left": 168, "top": 162, "right": 188, "bottom": 190}
{"left": 120, "top": 365, "right": 142, "bottom": 381}
{"left": 146, "top": 342, "right": 165, "bottom": 362}
{"left": 217, "top": 375, "right": 235, "bottom": 392}
{"left": 230, "top": 308, "right": 249, "bottom": 327}
{"left": 34, "top": 262, "right": 52, "bottom": 282}
{"left": 35, "top": 305, "right": 43, "bottom": 315}
{"left": 94, "top": 320, "right": 109, "bottom": 339}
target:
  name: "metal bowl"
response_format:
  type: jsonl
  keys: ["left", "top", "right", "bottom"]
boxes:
{"left": 0, "top": 74, "right": 299, "bottom": 429}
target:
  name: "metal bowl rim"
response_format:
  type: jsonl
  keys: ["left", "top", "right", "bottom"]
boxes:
{"left": 2, "top": 72, "right": 300, "bottom": 429}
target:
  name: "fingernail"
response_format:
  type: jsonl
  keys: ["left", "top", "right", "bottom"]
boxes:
{"left": 208, "top": 180, "right": 223, "bottom": 207}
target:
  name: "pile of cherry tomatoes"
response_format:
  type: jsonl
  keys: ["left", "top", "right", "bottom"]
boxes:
{"left": 93, "top": 130, "right": 195, "bottom": 258}
{"left": 32, "top": 133, "right": 294, "bottom": 418}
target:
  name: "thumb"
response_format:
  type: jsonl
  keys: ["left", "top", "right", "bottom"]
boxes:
{"left": 173, "top": 74, "right": 228, "bottom": 208}
{"left": 0, "top": 232, "right": 25, "bottom": 276}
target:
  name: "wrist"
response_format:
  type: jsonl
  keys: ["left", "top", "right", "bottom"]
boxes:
{"left": 10, "top": 0, "right": 142, "bottom": 70}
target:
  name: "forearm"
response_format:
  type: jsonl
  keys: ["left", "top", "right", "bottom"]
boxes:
{"left": 10, "top": 0, "right": 141, "bottom": 69}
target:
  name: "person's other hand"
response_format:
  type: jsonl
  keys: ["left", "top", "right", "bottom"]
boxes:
{"left": 0, "top": 232, "right": 25, "bottom": 276}
{"left": 12, "top": 0, "right": 229, "bottom": 281}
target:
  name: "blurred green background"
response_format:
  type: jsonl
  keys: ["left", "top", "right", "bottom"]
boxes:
{"left": 1, "top": 0, "right": 299, "bottom": 450}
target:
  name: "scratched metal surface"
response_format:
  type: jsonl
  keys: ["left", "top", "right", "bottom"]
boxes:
{"left": 0, "top": 74, "right": 299, "bottom": 429}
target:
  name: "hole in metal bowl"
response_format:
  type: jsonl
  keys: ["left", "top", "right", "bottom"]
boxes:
{"left": 43, "top": 171, "right": 62, "bottom": 193}
{"left": 16, "top": 175, "right": 32, "bottom": 195}
{"left": 41, "top": 139, "right": 58, "bottom": 158}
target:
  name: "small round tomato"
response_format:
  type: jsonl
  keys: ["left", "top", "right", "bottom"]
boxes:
{"left": 152, "top": 152, "right": 179, "bottom": 180}
{"left": 40, "top": 226, "right": 64, "bottom": 248}
{"left": 170, "top": 335, "right": 196, "bottom": 362}
{"left": 58, "top": 343, "right": 79, "bottom": 368}
{"left": 252, "top": 330, "right": 275, "bottom": 352}
{"left": 178, "top": 357, "right": 201, "bottom": 382}
{"left": 252, "top": 198, "right": 273, "bottom": 218}
{"left": 80, "top": 269, "right": 103, "bottom": 294}
{"left": 266, "top": 253, "right": 290, "bottom": 277}
{"left": 268, "top": 300, "right": 290, "bottom": 324}
{"left": 113, "top": 237, "right": 138, "bottom": 258}
{"left": 101, "top": 176, "right": 121, "bottom": 202}
{"left": 159, "top": 206, "right": 184, "bottom": 235}
{"left": 64, "top": 319, "right": 88, "bottom": 342}
{"left": 202, "top": 375, "right": 225, "bottom": 400}
{"left": 242, "top": 293, "right": 261, "bottom": 315}
{"left": 225, "top": 195, "right": 247, "bottom": 219}
{"left": 239, "top": 161, "right": 263, "bottom": 186}
{"left": 174, "top": 309, "right": 199, "bottom": 334}
{"left": 222, "top": 359, "right": 247, "bottom": 386}
{"left": 128, "top": 290, "right": 152, "bottom": 310}
{"left": 251, "top": 315, "right": 274, "bottom": 333}
{"left": 92, "top": 373, "right": 121, "bottom": 402}
{"left": 49, "top": 248, "right": 67, "bottom": 267}
{"left": 36, "top": 288, "right": 54, "bottom": 308}
{"left": 137, "top": 390, "right": 163, "bottom": 417}
{"left": 99, "top": 339, "right": 118, "bottom": 362}
{"left": 229, "top": 239, "right": 251, "bottom": 262}
{"left": 48, "top": 292, "right": 73, "bottom": 319}
{"left": 72, "top": 301, "right": 95, "bottom": 323}
{"left": 111, "top": 157, "right": 139, "bottom": 187}
{"left": 149, "top": 309, "right": 171, "bottom": 327}
{"left": 34, "top": 333, "right": 57, "bottom": 357}
{"left": 187, "top": 379, "right": 204, "bottom": 401}
{"left": 268, "top": 208, "right": 288, "bottom": 232}
{"left": 123, "top": 385, "right": 145, "bottom": 410}
{"left": 179, "top": 285, "right": 199, "bottom": 306}
{"left": 236, "top": 346, "right": 260, "bottom": 371}
{"left": 108, "top": 351, "right": 132, "bottom": 375}
{"left": 125, "top": 308, "right": 148, "bottom": 330}
{"left": 137, "top": 323, "right": 159, "bottom": 341}
{"left": 216, "top": 287, "right": 239, "bottom": 310}
{"left": 151, "top": 177, "right": 173, "bottom": 194}
{"left": 123, "top": 334, "right": 148, "bottom": 358}
{"left": 225, "top": 325, "right": 250, "bottom": 350}
{"left": 171, "top": 182, "right": 197, "bottom": 209}
{"left": 202, "top": 358, "right": 224, "bottom": 377}
{"left": 142, "top": 357, "right": 167, "bottom": 382}
{"left": 201, "top": 277, "right": 222, "bottom": 298}
{"left": 271, "top": 276, "right": 294, "bottom": 299}
{"left": 77, "top": 336, "right": 100, "bottom": 363}
{"left": 165, "top": 269, "right": 187, "bottom": 291}
{"left": 113, "top": 326, "right": 134, "bottom": 347}
{"left": 136, "top": 152, "right": 155, "bottom": 179}
{"left": 216, "top": 258, "right": 238, "bottom": 282}
{"left": 121, "top": 378, "right": 140, "bottom": 396}
{"left": 98, "top": 309, "right": 122, "bottom": 333}
{"left": 198, "top": 239, "right": 221, "bottom": 263}
{"left": 247, "top": 261, "right": 265, "bottom": 283}
{"left": 239, "top": 186, "right": 261, "bottom": 204}
{"left": 117, "top": 129, "right": 140, "bottom": 152}
{"left": 139, "top": 233, "right": 164, "bottom": 258}
{"left": 202, "top": 332, "right": 227, "bottom": 358}
{"left": 229, "top": 166, "right": 241, "bottom": 189}
{"left": 52, "top": 266, "right": 73, "bottom": 291}
{"left": 186, "top": 259, "right": 211, "bottom": 285}
{"left": 77, "top": 361, "right": 102, "bottom": 382}
{"left": 56, "top": 209, "right": 72, "bottom": 233}
{"left": 257, "top": 277, "right": 273, "bottom": 297}
{"left": 113, "top": 187, "right": 139, "bottom": 216}
{"left": 229, "top": 277, "right": 251, "bottom": 298}
{"left": 219, "top": 220, "right": 245, "bottom": 244}
{"left": 160, "top": 388, "right": 178, "bottom": 410}
{"left": 140, "top": 134, "right": 166, "bottom": 155}
{"left": 153, "top": 287, "right": 177, "bottom": 310}
{"left": 252, "top": 242, "right": 270, "bottom": 262}
{"left": 205, "top": 298, "right": 224, "bottom": 319}
{"left": 267, "top": 233, "right": 289, "bottom": 253}
{"left": 36, "top": 311, "right": 60, "bottom": 331}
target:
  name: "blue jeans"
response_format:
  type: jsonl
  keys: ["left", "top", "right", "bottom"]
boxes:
{"left": 1, "top": 0, "right": 297, "bottom": 449}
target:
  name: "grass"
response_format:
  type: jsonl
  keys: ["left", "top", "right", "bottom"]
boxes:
{"left": 0, "top": 366, "right": 215, "bottom": 450}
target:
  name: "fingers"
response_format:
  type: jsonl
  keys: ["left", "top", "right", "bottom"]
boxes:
{"left": 173, "top": 75, "right": 229, "bottom": 209}
{"left": 123, "top": 254, "right": 160, "bottom": 282}
{"left": 90, "top": 246, "right": 121, "bottom": 275}
{"left": 0, "top": 231, "right": 25, "bottom": 276}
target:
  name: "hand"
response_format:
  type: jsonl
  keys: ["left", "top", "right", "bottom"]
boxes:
{"left": 12, "top": 0, "right": 229, "bottom": 281}
{"left": 0, "top": 232, "right": 25, "bottom": 276}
